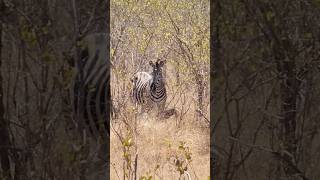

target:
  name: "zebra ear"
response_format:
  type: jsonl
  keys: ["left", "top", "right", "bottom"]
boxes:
{"left": 159, "top": 60, "right": 165, "bottom": 67}
{"left": 149, "top": 61, "right": 155, "bottom": 67}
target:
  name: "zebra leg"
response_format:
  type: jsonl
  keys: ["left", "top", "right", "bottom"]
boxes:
{"left": 135, "top": 102, "right": 147, "bottom": 119}
{"left": 156, "top": 101, "right": 166, "bottom": 119}
{"left": 140, "top": 102, "right": 151, "bottom": 117}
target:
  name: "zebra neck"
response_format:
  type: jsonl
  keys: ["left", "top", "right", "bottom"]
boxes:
{"left": 150, "top": 81, "right": 166, "bottom": 101}
{"left": 150, "top": 81, "right": 165, "bottom": 94}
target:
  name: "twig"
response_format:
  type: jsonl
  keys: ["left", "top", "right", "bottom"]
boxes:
{"left": 134, "top": 153, "right": 138, "bottom": 180}
{"left": 111, "top": 163, "right": 121, "bottom": 180}
{"left": 81, "top": 0, "right": 101, "bottom": 36}
{"left": 228, "top": 137, "right": 309, "bottom": 180}
{"left": 195, "top": 109, "right": 209, "bottom": 123}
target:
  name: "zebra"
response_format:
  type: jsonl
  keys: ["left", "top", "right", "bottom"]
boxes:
{"left": 131, "top": 59, "right": 167, "bottom": 117}
{"left": 72, "top": 33, "right": 110, "bottom": 140}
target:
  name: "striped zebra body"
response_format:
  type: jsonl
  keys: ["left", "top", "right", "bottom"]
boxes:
{"left": 132, "top": 72, "right": 152, "bottom": 105}
{"left": 72, "top": 33, "right": 110, "bottom": 139}
{"left": 132, "top": 59, "right": 167, "bottom": 116}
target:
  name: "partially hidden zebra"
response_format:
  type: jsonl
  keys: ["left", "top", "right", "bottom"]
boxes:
{"left": 72, "top": 33, "right": 110, "bottom": 139}
{"left": 131, "top": 59, "right": 168, "bottom": 117}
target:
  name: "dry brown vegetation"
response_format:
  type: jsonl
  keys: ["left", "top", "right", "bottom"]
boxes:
{"left": 110, "top": 0, "right": 210, "bottom": 179}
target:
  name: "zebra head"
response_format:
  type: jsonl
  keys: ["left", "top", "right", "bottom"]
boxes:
{"left": 149, "top": 59, "right": 165, "bottom": 83}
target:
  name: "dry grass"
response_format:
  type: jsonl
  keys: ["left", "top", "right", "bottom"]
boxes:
{"left": 111, "top": 112, "right": 210, "bottom": 180}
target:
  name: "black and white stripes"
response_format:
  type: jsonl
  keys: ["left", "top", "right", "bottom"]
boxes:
{"left": 72, "top": 33, "right": 110, "bottom": 139}
{"left": 131, "top": 59, "right": 167, "bottom": 115}
{"left": 149, "top": 60, "right": 167, "bottom": 104}
{"left": 132, "top": 72, "right": 153, "bottom": 104}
